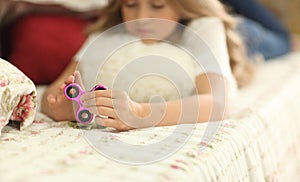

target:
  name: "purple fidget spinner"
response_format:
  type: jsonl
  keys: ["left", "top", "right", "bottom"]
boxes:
{"left": 64, "top": 83, "right": 107, "bottom": 124}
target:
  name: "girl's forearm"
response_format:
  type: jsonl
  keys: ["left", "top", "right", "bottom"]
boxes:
{"left": 138, "top": 94, "right": 226, "bottom": 127}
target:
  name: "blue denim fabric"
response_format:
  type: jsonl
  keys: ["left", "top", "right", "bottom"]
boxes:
{"left": 237, "top": 18, "right": 291, "bottom": 60}
{"left": 223, "top": 0, "right": 290, "bottom": 37}
{"left": 222, "top": 0, "right": 291, "bottom": 60}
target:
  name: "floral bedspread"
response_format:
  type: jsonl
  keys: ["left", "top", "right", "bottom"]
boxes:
{"left": 0, "top": 58, "right": 37, "bottom": 136}
{"left": 1, "top": 53, "right": 300, "bottom": 181}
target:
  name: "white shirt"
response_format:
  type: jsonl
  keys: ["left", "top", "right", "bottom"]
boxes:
{"left": 74, "top": 17, "right": 237, "bottom": 102}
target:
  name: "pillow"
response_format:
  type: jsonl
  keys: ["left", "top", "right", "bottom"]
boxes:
{"left": 0, "top": 58, "right": 37, "bottom": 136}
{"left": 16, "top": 0, "right": 107, "bottom": 12}
{"left": 9, "top": 14, "right": 88, "bottom": 84}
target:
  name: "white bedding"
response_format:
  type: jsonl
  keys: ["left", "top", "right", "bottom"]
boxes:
{"left": 13, "top": 0, "right": 108, "bottom": 11}
{"left": 1, "top": 52, "right": 300, "bottom": 181}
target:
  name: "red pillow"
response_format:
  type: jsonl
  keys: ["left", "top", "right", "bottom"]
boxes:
{"left": 9, "top": 14, "right": 88, "bottom": 84}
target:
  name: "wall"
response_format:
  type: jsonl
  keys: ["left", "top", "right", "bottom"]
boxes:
{"left": 259, "top": 0, "right": 300, "bottom": 34}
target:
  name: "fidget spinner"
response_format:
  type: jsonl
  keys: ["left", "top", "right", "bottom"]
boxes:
{"left": 64, "top": 83, "right": 107, "bottom": 124}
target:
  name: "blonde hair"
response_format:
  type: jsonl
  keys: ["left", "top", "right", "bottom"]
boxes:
{"left": 86, "top": 0, "right": 254, "bottom": 87}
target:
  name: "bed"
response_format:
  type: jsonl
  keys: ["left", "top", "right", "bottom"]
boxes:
{"left": 1, "top": 52, "right": 300, "bottom": 181}
{"left": 1, "top": 0, "right": 300, "bottom": 181}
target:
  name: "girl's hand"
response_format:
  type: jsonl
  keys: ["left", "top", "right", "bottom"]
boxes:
{"left": 42, "top": 71, "right": 83, "bottom": 121}
{"left": 81, "top": 90, "right": 148, "bottom": 131}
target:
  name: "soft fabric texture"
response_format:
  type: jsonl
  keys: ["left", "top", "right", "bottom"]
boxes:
{"left": 9, "top": 14, "right": 88, "bottom": 84}
{"left": 74, "top": 17, "right": 237, "bottom": 102}
{"left": 0, "top": 58, "right": 37, "bottom": 136}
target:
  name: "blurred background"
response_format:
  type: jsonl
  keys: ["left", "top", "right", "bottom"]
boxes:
{"left": 259, "top": 0, "right": 300, "bottom": 34}
{"left": 1, "top": 0, "right": 298, "bottom": 32}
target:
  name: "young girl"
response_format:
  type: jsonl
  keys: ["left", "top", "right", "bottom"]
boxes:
{"left": 41, "top": 0, "right": 254, "bottom": 131}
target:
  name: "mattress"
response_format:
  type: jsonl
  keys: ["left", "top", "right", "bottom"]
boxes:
{"left": 1, "top": 52, "right": 300, "bottom": 181}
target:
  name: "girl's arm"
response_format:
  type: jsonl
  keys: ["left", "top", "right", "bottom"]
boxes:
{"left": 81, "top": 73, "right": 228, "bottom": 131}
{"left": 138, "top": 73, "right": 227, "bottom": 127}
{"left": 151, "top": 73, "right": 227, "bottom": 127}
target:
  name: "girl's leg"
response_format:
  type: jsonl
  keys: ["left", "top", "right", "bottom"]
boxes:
{"left": 236, "top": 17, "right": 291, "bottom": 60}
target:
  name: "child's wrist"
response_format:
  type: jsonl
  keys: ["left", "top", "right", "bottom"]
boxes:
{"left": 131, "top": 102, "right": 150, "bottom": 119}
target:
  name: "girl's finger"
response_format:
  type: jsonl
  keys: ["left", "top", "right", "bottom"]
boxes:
{"left": 64, "top": 75, "right": 75, "bottom": 85}
{"left": 82, "top": 90, "right": 125, "bottom": 100}
{"left": 82, "top": 97, "right": 113, "bottom": 108}
{"left": 89, "top": 106, "right": 117, "bottom": 119}
{"left": 74, "top": 71, "right": 85, "bottom": 90}
{"left": 81, "top": 90, "right": 114, "bottom": 100}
